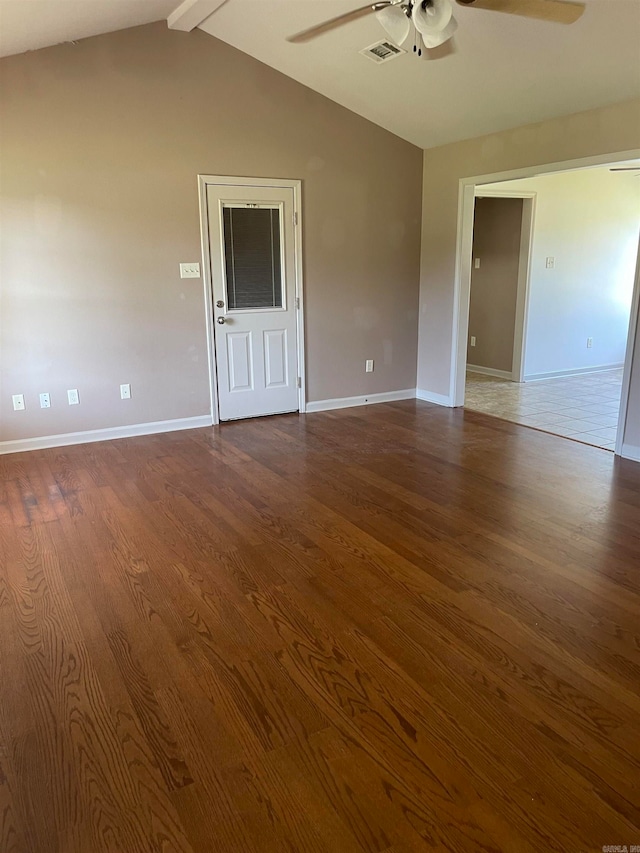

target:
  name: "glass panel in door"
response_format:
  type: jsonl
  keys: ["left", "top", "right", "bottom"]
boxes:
{"left": 222, "top": 206, "right": 283, "bottom": 310}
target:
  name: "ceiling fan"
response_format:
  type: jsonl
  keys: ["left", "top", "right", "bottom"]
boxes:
{"left": 288, "top": 0, "right": 586, "bottom": 54}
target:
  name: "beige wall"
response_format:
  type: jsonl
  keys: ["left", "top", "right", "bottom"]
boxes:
{"left": 482, "top": 168, "right": 639, "bottom": 379}
{"left": 417, "top": 98, "right": 640, "bottom": 391}
{"left": 467, "top": 197, "right": 523, "bottom": 373}
{"left": 0, "top": 22, "right": 423, "bottom": 443}
{"left": 417, "top": 97, "right": 640, "bottom": 454}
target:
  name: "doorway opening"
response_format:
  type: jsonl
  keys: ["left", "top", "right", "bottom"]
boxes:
{"left": 198, "top": 176, "right": 306, "bottom": 424}
{"left": 453, "top": 154, "right": 640, "bottom": 457}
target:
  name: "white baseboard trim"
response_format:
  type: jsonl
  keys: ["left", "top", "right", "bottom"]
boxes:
{"left": 467, "top": 364, "right": 513, "bottom": 380}
{"left": 0, "top": 415, "right": 213, "bottom": 456}
{"left": 415, "top": 388, "right": 454, "bottom": 407}
{"left": 305, "top": 388, "right": 415, "bottom": 414}
{"left": 620, "top": 443, "right": 640, "bottom": 462}
{"left": 524, "top": 363, "right": 624, "bottom": 382}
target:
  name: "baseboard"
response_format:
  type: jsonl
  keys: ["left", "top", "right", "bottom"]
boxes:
{"left": 524, "top": 363, "right": 624, "bottom": 382}
{"left": 415, "top": 388, "right": 454, "bottom": 407}
{"left": 0, "top": 415, "right": 213, "bottom": 456}
{"left": 305, "top": 389, "right": 415, "bottom": 414}
{"left": 467, "top": 364, "right": 513, "bottom": 380}
{"left": 620, "top": 443, "right": 640, "bottom": 462}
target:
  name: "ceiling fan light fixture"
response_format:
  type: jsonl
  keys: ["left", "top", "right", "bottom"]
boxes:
{"left": 420, "top": 13, "right": 457, "bottom": 46}
{"left": 375, "top": 5, "right": 412, "bottom": 44}
{"left": 412, "top": 0, "right": 453, "bottom": 35}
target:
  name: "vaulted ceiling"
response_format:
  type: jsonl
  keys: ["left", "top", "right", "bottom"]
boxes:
{"left": 1, "top": 0, "right": 639, "bottom": 149}
{"left": 0, "top": 0, "right": 176, "bottom": 58}
{"left": 197, "top": 0, "right": 640, "bottom": 148}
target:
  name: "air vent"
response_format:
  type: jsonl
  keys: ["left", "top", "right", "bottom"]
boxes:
{"left": 360, "top": 40, "right": 405, "bottom": 64}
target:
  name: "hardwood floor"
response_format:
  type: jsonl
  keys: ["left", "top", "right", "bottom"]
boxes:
{"left": 1, "top": 400, "right": 639, "bottom": 852}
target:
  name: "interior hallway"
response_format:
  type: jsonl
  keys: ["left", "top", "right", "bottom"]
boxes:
{"left": 465, "top": 368, "right": 624, "bottom": 450}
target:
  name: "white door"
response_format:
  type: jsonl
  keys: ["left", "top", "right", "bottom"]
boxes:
{"left": 206, "top": 184, "right": 299, "bottom": 421}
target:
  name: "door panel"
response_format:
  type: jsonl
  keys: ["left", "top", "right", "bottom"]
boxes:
{"left": 227, "top": 332, "right": 253, "bottom": 393}
{"left": 264, "top": 329, "right": 288, "bottom": 388}
{"left": 207, "top": 184, "right": 299, "bottom": 421}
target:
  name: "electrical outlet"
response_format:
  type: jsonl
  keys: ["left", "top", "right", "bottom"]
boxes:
{"left": 12, "top": 394, "right": 25, "bottom": 411}
{"left": 365, "top": 359, "right": 374, "bottom": 373}
{"left": 179, "top": 263, "right": 200, "bottom": 279}
{"left": 67, "top": 389, "right": 79, "bottom": 405}
{"left": 39, "top": 392, "right": 51, "bottom": 409}
{"left": 470, "top": 336, "right": 476, "bottom": 347}
{"left": 587, "top": 337, "right": 593, "bottom": 349}
{"left": 474, "top": 258, "right": 480, "bottom": 269}
{"left": 120, "top": 383, "right": 131, "bottom": 400}
{"left": 545, "top": 257, "right": 555, "bottom": 269}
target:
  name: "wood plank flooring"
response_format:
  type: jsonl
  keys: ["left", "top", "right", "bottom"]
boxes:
{"left": 1, "top": 400, "right": 639, "bottom": 852}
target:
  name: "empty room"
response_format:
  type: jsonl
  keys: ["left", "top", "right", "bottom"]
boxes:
{"left": 1, "top": 1, "right": 639, "bottom": 852}
{"left": 464, "top": 164, "right": 640, "bottom": 451}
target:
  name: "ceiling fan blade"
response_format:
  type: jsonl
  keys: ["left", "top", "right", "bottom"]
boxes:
{"left": 287, "top": 2, "right": 395, "bottom": 43}
{"left": 455, "top": 0, "right": 585, "bottom": 24}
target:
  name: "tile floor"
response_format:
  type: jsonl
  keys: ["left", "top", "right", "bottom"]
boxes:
{"left": 465, "top": 368, "right": 623, "bottom": 451}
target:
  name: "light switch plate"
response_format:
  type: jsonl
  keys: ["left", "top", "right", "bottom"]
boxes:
{"left": 180, "top": 263, "right": 200, "bottom": 278}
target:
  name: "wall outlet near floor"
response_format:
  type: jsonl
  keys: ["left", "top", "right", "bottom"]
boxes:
{"left": 586, "top": 337, "right": 593, "bottom": 349}
{"left": 474, "top": 258, "right": 480, "bottom": 269}
{"left": 67, "top": 389, "right": 79, "bottom": 405}
{"left": 120, "top": 383, "right": 131, "bottom": 400}
{"left": 179, "top": 262, "right": 200, "bottom": 279}
{"left": 365, "top": 359, "right": 374, "bottom": 373}
{"left": 470, "top": 336, "right": 476, "bottom": 347}
{"left": 12, "top": 394, "right": 25, "bottom": 411}
{"left": 545, "top": 256, "right": 555, "bottom": 269}
{"left": 39, "top": 392, "right": 51, "bottom": 409}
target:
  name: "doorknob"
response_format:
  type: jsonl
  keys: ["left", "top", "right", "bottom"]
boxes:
{"left": 217, "top": 316, "right": 226, "bottom": 324}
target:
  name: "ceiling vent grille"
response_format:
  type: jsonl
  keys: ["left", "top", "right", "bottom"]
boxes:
{"left": 360, "top": 40, "right": 405, "bottom": 63}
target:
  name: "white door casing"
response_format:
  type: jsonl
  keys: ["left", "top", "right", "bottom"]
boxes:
{"left": 199, "top": 178, "right": 304, "bottom": 422}
{"left": 450, "top": 150, "right": 640, "bottom": 462}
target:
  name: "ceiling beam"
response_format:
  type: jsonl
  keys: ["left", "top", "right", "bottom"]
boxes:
{"left": 167, "top": 0, "right": 227, "bottom": 32}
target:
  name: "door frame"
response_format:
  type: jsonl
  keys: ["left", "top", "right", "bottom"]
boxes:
{"left": 469, "top": 190, "right": 536, "bottom": 382}
{"left": 450, "top": 148, "right": 640, "bottom": 459}
{"left": 198, "top": 175, "right": 306, "bottom": 425}
{"left": 615, "top": 234, "right": 640, "bottom": 457}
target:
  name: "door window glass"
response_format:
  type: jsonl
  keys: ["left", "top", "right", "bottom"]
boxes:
{"left": 223, "top": 207, "right": 283, "bottom": 309}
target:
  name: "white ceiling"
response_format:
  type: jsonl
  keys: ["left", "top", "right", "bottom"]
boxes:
{"left": 1, "top": 0, "right": 638, "bottom": 150}
{"left": 198, "top": 0, "right": 640, "bottom": 148}
{"left": 0, "top": 0, "right": 176, "bottom": 58}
